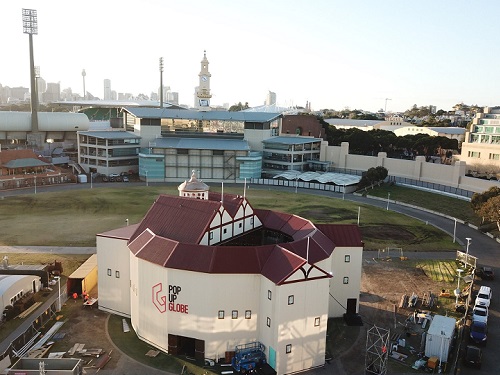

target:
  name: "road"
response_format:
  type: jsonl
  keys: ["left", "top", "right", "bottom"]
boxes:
{"left": 1, "top": 182, "right": 499, "bottom": 374}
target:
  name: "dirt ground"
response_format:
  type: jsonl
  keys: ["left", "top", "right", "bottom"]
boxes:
{"left": 49, "top": 287, "right": 123, "bottom": 374}
{"left": 330, "top": 256, "right": 459, "bottom": 375}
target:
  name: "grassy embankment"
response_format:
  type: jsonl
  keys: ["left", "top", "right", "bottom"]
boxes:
{"left": 0, "top": 184, "right": 473, "bottom": 252}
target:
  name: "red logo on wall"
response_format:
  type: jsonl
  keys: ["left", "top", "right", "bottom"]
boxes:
{"left": 152, "top": 283, "right": 189, "bottom": 314}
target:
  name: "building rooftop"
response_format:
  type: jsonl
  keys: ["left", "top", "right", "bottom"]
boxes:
{"left": 78, "top": 131, "right": 141, "bottom": 139}
{"left": 150, "top": 137, "right": 250, "bottom": 151}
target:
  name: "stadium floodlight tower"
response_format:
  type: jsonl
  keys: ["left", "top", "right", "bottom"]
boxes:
{"left": 159, "top": 57, "right": 164, "bottom": 108}
{"left": 22, "top": 8, "right": 42, "bottom": 147}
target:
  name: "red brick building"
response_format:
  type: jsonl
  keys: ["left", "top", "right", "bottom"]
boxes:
{"left": 281, "top": 115, "right": 325, "bottom": 139}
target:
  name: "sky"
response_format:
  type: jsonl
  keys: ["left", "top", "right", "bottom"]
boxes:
{"left": 1, "top": 0, "right": 499, "bottom": 113}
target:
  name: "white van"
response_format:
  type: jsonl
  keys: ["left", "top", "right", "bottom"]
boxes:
{"left": 475, "top": 286, "right": 492, "bottom": 308}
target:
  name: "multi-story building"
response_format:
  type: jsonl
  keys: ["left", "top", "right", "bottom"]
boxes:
{"left": 265, "top": 91, "right": 276, "bottom": 106}
{"left": 77, "top": 131, "right": 141, "bottom": 175}
{"left": 43, "top": 82, "right": 61, "bottom": 102}
{"left": 104, "top": 79, "right": 112, "bottom": 100}
{"left": 262, "top": 136, "right": 324, "bottom": 176}
{"left": 460, "top": 106, "right": 500, "bottom": 173}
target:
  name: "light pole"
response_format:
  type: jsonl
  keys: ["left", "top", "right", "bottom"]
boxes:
{"left": 54, "top": 276, "right": 61, "bottom": 312}
{"left": 145, "top": 170, "right": 148, "bottom": 187}
{"left": 455, "top": 268, "right": 463, "bottom": 305}
{"left": 22, "top": 9, "right": 40, "bottom": 137}
{"left": 386, "top": 192, "right": 391, "bottom": 210}
{"left": 90, "top": 172, "right": 93, "bottom": 189}
{"left": 32, "top": 172, "right": 36, "bottom": 194}
{"left": 159, "top": 57, "right": 164, "bottom": 108}
{"left": 295, "top": 177, "right": 298, "bottom": 194}
{"left": 465, "top": 237, "right": 472, "bottom": 266}
{"left": 342, "top": 184, "right": 345, "bottom": 200}
{"left": 453, "top": 218, "right": 457, "bottom": 243}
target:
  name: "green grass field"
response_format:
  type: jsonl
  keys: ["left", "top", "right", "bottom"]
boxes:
{"left": 0, "top": 185, "right": 467, "bottom": 251}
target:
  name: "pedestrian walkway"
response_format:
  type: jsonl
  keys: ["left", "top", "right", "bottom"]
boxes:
{"left": 0, "top": 246, "right": 96, "bottom": 254}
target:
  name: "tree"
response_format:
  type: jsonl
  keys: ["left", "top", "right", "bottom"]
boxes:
{"left": 358, "top": 166, "right": 388, "bottom": 188}
{"left": 478, "top": 195, "right": 500, "bottom": 231}
{"left": 471, "top": 186, "right": 500, "bottom": 213}
{"left": 228, "top": 102, "right": 249, "bottom": 112}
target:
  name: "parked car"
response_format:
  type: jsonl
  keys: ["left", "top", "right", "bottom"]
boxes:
{"left": 476, "top": 266, "right": 495, "bottom": 280}
{"left": 122, "top": 176, "right": 129, "bottom": 182}
{"left": 469, "top": 321, "right": 488, "bottom": 345}
{"left": 109, "top": 173, "right": 120, "bottom": 178}
{"left": 463, "top": 345, "right": 482, "bottom": 369}
{"left": 475, "top": 286, "right": 492, "bottom": 308}
{"left": 472, "top": 305, "right": 488, "bottom": 324}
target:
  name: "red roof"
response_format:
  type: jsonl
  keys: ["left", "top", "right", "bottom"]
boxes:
{"left": 129, "top": 195, "right": 220, "bottom": 244}
{"left": 316, "top": 224, "right": 363, "bottom": 247}
{"left": 120, "top": 194, "right": 363, "bottom": 285}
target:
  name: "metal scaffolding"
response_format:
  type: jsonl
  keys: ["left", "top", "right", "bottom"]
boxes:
{"left": 365, "top": 325, "right": 390, "bottom": 375}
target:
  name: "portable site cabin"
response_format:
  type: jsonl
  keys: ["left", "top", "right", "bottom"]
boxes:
{"left": 0, "top": 274, "right": 42, "bottom": 319}
{"left": 67, "top": 254, "right": 97, "bottom": 297}
{"left": 424, "top": 315, "right": 456, "bottom": 362}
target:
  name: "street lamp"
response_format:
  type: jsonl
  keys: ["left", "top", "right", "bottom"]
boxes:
{"left": 90, "top": 172, "right": 93, "bottom": 189}
{"left": 342, "top": 184, "right": 345, "bottom": 200}
{"left": 465, "top": 237, "right": 472, "bottom": 266}
{"left": 32, "top": 172, "right": 36, "bottom": 194}
{"left": 455, "top": 268, "right": 464, "bottom": 305}
{"left": 453, "top": 218, "right": 457, "bottom": 243}
{"left": 145, "top": 170, "right": 148, "bottom": 187}
{"left": 386, "top": 192, "right": 391, "bottom": 210}
{"left": 54, "top": 276, "right": 61, "bottom": 312}
{"left": 295, "top": 177, "right": 298, "bottom": 194}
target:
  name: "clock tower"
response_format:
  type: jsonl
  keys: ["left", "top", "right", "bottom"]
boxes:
{"left": 195, "top": 50, "right": 212, "bottom": 110}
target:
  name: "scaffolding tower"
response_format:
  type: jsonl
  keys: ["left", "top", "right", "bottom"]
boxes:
{"left": 365, "top": 325, "right": 390, "bottom": 375}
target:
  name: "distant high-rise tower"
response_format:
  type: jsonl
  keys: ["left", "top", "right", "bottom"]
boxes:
{"left": 43, "top": 82, "right": 60, "bottom": 102}
{"left": 195, "top": 51, "right": 212, "bottom": 110}
{"left": 265, "top": 91, "right": 276, "bottom": 106}
{"left": 104, "top": 79, "right": 112, "bottom": 100}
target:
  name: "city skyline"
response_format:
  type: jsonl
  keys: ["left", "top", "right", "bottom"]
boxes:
{"left": 1, "top": 0, "right": 499, "bottom": 112}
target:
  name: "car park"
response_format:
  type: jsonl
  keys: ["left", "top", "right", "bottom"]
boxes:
{"left": 475, "top": 286, "right": 492, "bottom": 308}
{"left": 472, "top": 305, "right": 488, "bottom": 324}
{"left": 469, "top": 321, "right": 488, "bottom": 345}
{"left": 463, "top": 345, "right": 482, "bottom": 369}
{"left": 476, "top": 266, "right": 495, "bottom": 280}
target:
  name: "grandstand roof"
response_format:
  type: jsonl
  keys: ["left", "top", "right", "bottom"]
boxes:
{"left": 123, "top": 107, "right": 281, "bottom": 123}
{"left": 262, "top": 136, "right": 322, "bottom": 145}
{"left": 54, "top": 100, "right": 184, "bottom": 109}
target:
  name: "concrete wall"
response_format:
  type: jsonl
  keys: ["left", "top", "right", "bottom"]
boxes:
{"left": 322, "top": 142, "right": 500, "bottom": 194}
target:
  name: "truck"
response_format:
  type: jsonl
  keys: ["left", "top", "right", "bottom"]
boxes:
{"left": 231, "top": 342, "right": 267, "bottom": 373}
